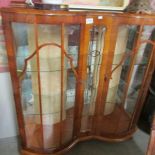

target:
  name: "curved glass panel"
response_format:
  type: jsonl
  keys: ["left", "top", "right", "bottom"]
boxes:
{"left": 125, "top": 26, "right": 155, "bottom": 114}
{"left": 103, "top": 25, "right": 155, "bottom": 134}
{"left": 104, "top": 25, "right": 138, "bottom": 116}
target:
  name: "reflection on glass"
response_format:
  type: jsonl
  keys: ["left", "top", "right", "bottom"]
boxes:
{"left": 81, "top": 26, "right": 106, "bottom": 132}
{"left": 104, "top": 25, "right": 138, "bottom": 115}
{"left": 125, "top": 26, "right": 155, "bottom": 114}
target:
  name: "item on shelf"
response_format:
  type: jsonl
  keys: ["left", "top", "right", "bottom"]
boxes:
{"left": 38, "top": 0, "right": 130, "bottom": 11}
{"left": 10, "top": 1, "right": 27, "bottom": 7}
{"left": 63, "top": 0, "right": 130, "bottom": 11}
{"left": 34, "top": 2, "right": 68, "bottom": 10}
{"left": 42, "top": 0, "right": 63, "bottom": 4}
{"left": 126, "top": 0, "right": 154, "bottom": 13}
{"left": 25, "top": 0, "right": 34, "bottom": 6}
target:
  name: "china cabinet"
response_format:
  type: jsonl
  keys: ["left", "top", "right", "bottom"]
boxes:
{"left": 1, "top": 7, "right": 155, "bottom": 155}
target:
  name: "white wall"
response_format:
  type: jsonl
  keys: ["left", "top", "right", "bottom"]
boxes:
{"left": 0, "top": 72, "right": 18, "bottom": 138}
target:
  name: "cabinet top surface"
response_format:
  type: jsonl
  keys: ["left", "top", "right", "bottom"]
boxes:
{"left": 1, "top": 7, "right": 155, "bottom": 19}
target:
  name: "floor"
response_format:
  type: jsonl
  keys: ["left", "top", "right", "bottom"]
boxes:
{"left": 0, "top": 130, "right": 150, "bottom": 155}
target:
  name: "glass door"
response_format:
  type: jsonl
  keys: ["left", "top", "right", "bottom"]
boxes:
{"left": 12, "top": 22, "right": 81, "bottom": 150}
{"left": 80, "top": 25, "right": 106, "bottom": 133}
{"left": 102, "top": 25, "right": 155, "bottom": 135}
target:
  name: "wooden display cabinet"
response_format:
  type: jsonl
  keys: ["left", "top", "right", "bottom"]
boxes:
{"left": 1, "top": 7, "right": 155, "bottom": 155}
